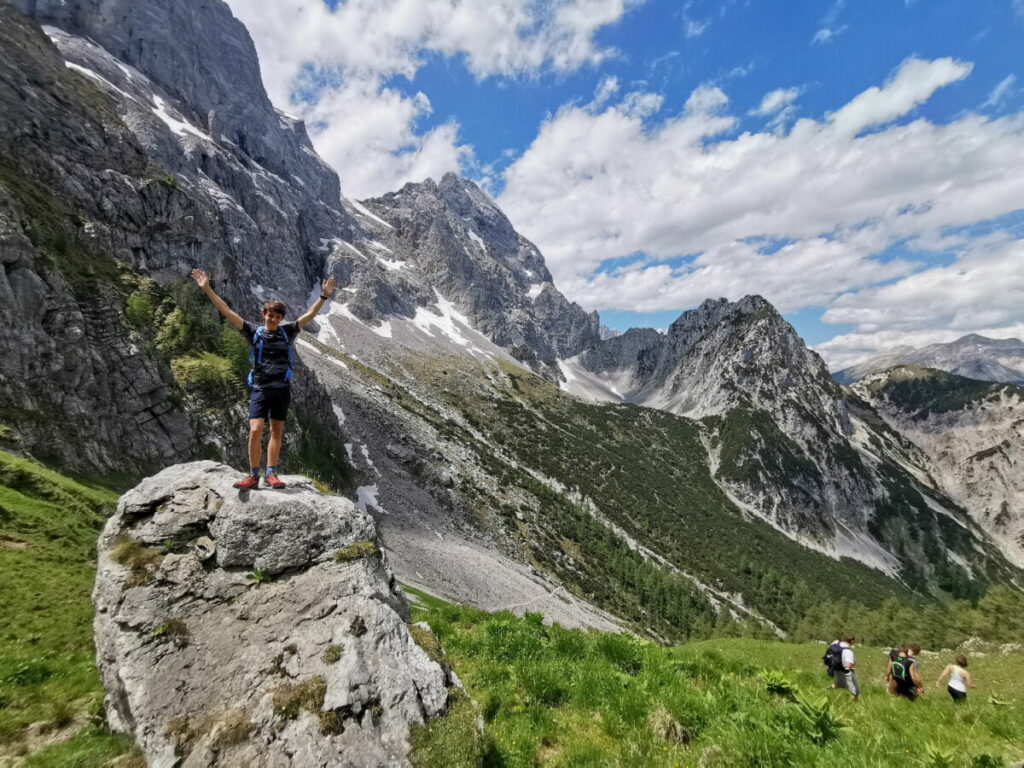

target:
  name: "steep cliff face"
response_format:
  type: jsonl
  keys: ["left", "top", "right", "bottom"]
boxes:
{"left": 854, "top": 366, "right": 1024, "bottom": 568}
{"left": 351, "top": 173, "right": 601, "bottom": 370}
{"left": 0, "top": 3, "right": 350, "bottom": 480}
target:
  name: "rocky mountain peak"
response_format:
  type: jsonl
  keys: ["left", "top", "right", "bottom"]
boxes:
{"left": 348, "top": 174, "right": 597, "bottom": 369}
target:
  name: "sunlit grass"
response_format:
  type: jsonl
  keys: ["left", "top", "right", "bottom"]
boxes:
{"left": 410, "top": 594, "right": 1024, "bottom": 767}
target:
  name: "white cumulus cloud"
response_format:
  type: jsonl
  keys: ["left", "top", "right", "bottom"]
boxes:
{"left": 497, "top": 57, "right": 1024, "bottom": 362}
{"left": 224, "top": 0, "right": 640, "bottom": 197}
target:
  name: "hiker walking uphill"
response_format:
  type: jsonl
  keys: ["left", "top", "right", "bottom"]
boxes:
{"left": 191, "top": 269, "right": 337, "bottom": 489}
{"left": 935, "top": 655, "right": 975, "bottom": 703}
{"left": 887, "top": 644, "right": 924, "bottom": 700}
{"left": 825, "top": 636, "right": 860, "bottom": 701}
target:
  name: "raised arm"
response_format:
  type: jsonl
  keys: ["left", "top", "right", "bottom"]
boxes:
{"left": 191, "top": 269, "right": 244, "bottom": 330}
{"left": 297, "top": 277, "right": 337, "bottom": 329}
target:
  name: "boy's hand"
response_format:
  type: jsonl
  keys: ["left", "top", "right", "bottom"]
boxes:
{"left": 191, "top": 268, "right": 209, "bottom": 289}
{"left": 321, "top": 277, "right": 337, "bottom": 297}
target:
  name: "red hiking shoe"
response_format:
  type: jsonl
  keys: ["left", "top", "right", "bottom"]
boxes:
{"left": 264, "top": 473, "right": 287, "bottom": 490}
{"left": 233, "top": 474, "right": 260, "bottom": 490}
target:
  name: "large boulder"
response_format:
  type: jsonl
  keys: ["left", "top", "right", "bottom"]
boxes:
{"left": 93, "top": 461, "right": 454, "bottom": 767}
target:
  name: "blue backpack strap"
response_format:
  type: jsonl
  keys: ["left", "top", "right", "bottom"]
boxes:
{"left": 247, "top": 325, "right": 266, "bottom": 388}
{"left": 280, "top": 325, "right": 294, "bottom": 382}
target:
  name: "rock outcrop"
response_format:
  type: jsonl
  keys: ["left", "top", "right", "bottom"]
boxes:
{"left": 94, "top": 462, "right": 455, "bottom": 767}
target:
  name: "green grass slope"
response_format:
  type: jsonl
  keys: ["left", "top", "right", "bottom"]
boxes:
{"left": 409, "top": 589, "right": 1024, "bottom": 768}
{"left": 0, "top": 451, "right": 135, "bottom": 766}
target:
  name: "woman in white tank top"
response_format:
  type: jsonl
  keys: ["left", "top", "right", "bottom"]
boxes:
{"left": 935, "top": 655, "right": 975, "bottom": 703}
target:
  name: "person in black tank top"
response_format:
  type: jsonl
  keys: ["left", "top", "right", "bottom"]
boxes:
{"left": 192, "top": 269, "right": 337, "bottom": 489}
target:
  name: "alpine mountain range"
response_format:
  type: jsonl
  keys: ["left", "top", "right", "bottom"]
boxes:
{"left": 2, "top": 0, "right": 1022, "bottom": 648}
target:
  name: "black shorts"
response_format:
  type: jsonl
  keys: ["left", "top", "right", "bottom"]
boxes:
{"left": 895, "top": 684, "right": 917, "bottom": 701}
{"left": 248, "top": 387, "right": 290, "bottom": 421}
{"left": 948, "top": 686, "right": 966, "bottom": 702}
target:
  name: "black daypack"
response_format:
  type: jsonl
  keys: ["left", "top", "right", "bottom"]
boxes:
{"left": 891, "top": 654, "right": 913, "bottom": 684}
{"left": 822, "top": 641, "right": 843, "bottom": 672}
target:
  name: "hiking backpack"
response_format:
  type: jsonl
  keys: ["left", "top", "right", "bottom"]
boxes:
{"left": 247, "top": 325, "right": 294, "bottom": 388}
{"left": 891, "top": 654, "right": 913, "bottom": 684}
{"left": 822, "top": 641, "right": 844, "bottom": 672}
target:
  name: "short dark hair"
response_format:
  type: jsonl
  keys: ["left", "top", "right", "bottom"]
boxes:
{"left": 908, "top": 643, "right": 921, "bottom": 655}
{"left": 842, "top": 635, "right": 855, "bottom": 644}
{"left": 262, "top": 301, "right": 287, "bottom": 318}
{"left": 956, "top": 655, "right": 968, "bottom": 667}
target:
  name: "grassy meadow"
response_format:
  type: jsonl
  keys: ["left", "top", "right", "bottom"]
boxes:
{"left": 406, "top": 586, "right": 1024, "bottom": 768}
{"left": 0, "top": 450, "right": 135, "bottom": 766}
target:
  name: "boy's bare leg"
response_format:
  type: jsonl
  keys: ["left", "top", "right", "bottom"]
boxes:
{"left": 248, "top": 419, "right": 265, "bottom": 469}
{"left": 266, "top": 420, "right": 285, "bottom": 468}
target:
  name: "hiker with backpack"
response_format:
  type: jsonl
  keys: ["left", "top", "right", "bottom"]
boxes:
{"left": 824, "top": 636, "right": 859, "bottom": 700}
{"left": 191, "top": 269, "right": 336, "bottom": 489}
{"left": 887, "top": 644, "right": 924, "bottom": 700}
{"left": 935, "top": 655, "right": 974, "bottom": 703}
{"left": 823, "top": 639, "right": 842, "bottom": 685}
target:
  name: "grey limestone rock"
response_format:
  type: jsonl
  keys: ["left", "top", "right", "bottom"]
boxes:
{"left": 94, "top": 462, "right": 454, "bottom": 767}
{"left": 355, "top": 173, "right": 601, "bottom": 372}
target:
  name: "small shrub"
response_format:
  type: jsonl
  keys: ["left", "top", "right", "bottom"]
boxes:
{"left": 761, "top": 669, "right": 797, "bottom": 700}
{"left": 648, "top": 705, "right": 690, "bottom": 745}
{"left": 270, "top": 677, "right": 342, "bottom": 734}
{"left": 153, "top": 619, "right": 189, "bottom": 648}
{"left": 792, "top": 692, "right": 845, "bottom": 745}
{"left": 334, "top": 541, "right": 380, "bottom": 562}
{"left": 321, "top": 645, "right": 343, "bottom": 664}
{"left": 170, "top": 353, "right": 243, "bottom": 404}
{"left": 409, "top": 625, "right": 445, "bottom": 665}
{"left": 246, "top": 568, "right": 267, "bottom": 586}
{"left": 210, "top": 709, "right": 254, "bottom": 749}
{"left": 924, "top": 743, "right": 956, "bottom": 768}
{"left": 110, "top": 536, "right": 164, "bottom": 587}
{"left": 408, "top": 688, "right": 484, "bottom": 768}
{"left": 124, "top": 292, "right": 155, "bottom": 333}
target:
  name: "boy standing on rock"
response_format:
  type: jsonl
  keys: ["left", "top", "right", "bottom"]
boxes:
{"left": 191, "top": 269, "right": 336, "bottom": 489}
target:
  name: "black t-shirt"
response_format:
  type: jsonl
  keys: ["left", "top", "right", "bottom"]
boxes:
{"left": 241, "top": 321, "right": 300, "bottom": 390}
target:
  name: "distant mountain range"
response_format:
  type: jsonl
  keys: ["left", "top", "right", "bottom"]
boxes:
{"left": 835, "top": 335, "right": 1024, "bottom": 385}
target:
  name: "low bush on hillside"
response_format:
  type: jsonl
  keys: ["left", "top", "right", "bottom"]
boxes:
{"left": 170, "top": 352, "right": 245, "bottom": 407}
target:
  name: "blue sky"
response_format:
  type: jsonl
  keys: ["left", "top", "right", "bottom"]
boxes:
{"left": 403, "top": 0, "right": 1020, "bottom": 182}
{"left": 228, "top": 0, "right": 1024, "bottom": 367}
